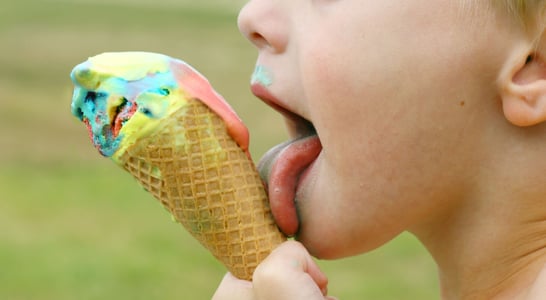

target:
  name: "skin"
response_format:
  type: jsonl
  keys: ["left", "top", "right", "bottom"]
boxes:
{"left": 214, "top": 0, "right": 546, "bottom": 299}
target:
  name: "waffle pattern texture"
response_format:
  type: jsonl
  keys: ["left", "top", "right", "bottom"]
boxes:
{"left": 117, "top": 98, "right": 286, "bottom": 280}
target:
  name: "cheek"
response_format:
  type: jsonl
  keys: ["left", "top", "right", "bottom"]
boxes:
{"left": 301, "top": 44, "right": 407, "bottom": 168}
{"left": 297, "top": 38, "right": 470, "bottom": 236}
{"left": 291, "top": 4, "right": 508, "bottom": 256}
{"left": 302, "top": 44, "right": 368, "bottom": 128}
{"left": 299, "top": 21, "right": 410, "bottom": 139}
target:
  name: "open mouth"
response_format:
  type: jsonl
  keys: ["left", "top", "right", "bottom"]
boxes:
{"left": 257, "top": 119, "right": 322, "bottom": 236}
{"left": 250, "top": 83, "right": 322, "bottom": 236}
{"left": 285, "top": 111, "right": 317, "bottom": 140}
{"left": 251, "top": 83, "right": 317, "bottom": 139}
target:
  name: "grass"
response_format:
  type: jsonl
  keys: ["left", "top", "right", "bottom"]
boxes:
{"left": 0, "top": 0, "right": 439, "bottom": 298}
{"left": 0, "top": 162, "right": 224, "bottom": 299}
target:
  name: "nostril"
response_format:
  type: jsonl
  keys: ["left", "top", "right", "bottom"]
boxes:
{"left": 243, "top": 27, "right": 287, "bottom": 53}
{"left": 250, "top": 32, "right": 269, "bottom": 48}
{"left": 237, "top": 1, "right": 287, "bottom": 53}
{"left": 251, "top": 32, "right": 262, "bottom": 41}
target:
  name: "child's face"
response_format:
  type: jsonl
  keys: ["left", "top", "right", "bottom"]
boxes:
{"left": 238, "top": 0, "right": 514, "bottom": 258}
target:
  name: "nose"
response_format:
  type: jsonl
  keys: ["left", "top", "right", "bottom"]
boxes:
{"left": 237, "top": 0, "right": 288, "bottom": 53}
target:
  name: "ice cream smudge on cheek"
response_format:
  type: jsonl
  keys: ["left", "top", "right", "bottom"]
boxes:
{"left": 70, "top": 52, "right": 188, "bottom": 164}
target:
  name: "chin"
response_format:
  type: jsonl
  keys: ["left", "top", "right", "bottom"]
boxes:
{"left": 294, "top": 227, "right": 351, "bottom": 259}
{"left": 296, "top": 224, "right": 400, "bottom": 260}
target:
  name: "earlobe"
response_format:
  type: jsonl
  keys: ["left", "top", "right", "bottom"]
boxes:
{"left": 499, "top": 38, "right": 546, "bottom": 127}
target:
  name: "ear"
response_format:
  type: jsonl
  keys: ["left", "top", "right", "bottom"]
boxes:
{"left": 499, "top": 32, "right": 546, "bottom": 127}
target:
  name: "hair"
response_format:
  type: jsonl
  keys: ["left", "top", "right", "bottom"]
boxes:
{"left": 496, "top": 0, "right": 546, "bottom": 28}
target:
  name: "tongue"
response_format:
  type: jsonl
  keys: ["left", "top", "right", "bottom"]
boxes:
{"left": 258, "top": 135, "right": 322, "bottom": 236}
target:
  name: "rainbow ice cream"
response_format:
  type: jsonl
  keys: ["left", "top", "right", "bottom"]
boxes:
{"left": 71, "top": 52, "right": 248, "bottom": 163}
{"left": 70, "top": 52, "right": 286, "bottom": 280}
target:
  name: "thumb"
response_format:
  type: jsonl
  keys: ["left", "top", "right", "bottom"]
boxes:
{"left": 212, "top": 272, "right": 254, "bottom": 300}
{"left": 252, "top": 240, "right": 331, "bottom": 299}
{"left": 526, "top": 263, "right": 546, "bottom": 300}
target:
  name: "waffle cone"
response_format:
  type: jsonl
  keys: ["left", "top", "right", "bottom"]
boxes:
{"left": 116, "top": 98, "right": 286, "bottom": 280}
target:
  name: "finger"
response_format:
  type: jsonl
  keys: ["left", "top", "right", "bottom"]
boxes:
{"left": 288, "top": 241, "right": 329, "bottom": 295}
{"left": 253, "top": 240, "right": 331, "bottom": 299}
{"left": 527, "top": 263, "right": 546, "bottom": 300}
{"left": 212, "top": 272, "right": 254, "bottom": 300}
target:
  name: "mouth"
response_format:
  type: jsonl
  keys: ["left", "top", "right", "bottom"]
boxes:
{"left": 251, "top": 84, "right": 317, "bottom": 138}
{"left": 251, "top": 83, "right": 322, "bottom": 237}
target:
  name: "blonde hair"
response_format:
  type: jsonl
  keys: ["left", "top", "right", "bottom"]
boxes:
{"left": 496, "top": 0, "right": 546, "bottom": 28}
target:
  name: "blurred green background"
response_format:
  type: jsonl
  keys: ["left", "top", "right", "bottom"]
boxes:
{"left": 0, "top": 0, "right": 440, "bottom": 299}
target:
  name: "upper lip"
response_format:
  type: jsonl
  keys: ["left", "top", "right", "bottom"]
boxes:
{"left": 250, "top": 83, "right": 317, "bottom": 139}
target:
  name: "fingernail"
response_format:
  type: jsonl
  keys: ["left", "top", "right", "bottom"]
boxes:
{"left": 321, "top": 285, "right": 328, "bottom": 296}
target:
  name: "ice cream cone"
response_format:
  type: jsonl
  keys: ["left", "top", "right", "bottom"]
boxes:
{"left": 70, "top": 52, "right": 286, "bottom": 280}
{"left": 115, "top": 97, "right": 286, "bottom": 280}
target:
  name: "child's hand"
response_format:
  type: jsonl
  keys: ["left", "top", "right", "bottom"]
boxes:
{"left": 212, "top": 241, "right": 337, "bottom": 300}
